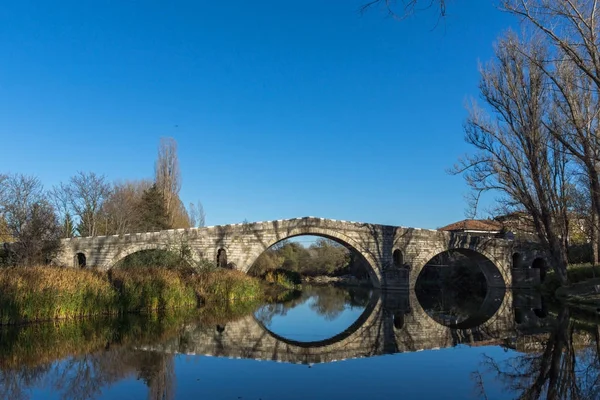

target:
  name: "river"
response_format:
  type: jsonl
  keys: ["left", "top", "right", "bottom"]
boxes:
{"left": 0, "top": 285, "right": 598, "bottom": 399}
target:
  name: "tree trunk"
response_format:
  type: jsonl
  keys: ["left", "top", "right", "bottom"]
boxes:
{"left": 592, "top": 197, "right": 599, "bottom": 266}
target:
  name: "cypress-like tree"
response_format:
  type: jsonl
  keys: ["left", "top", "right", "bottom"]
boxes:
{"left": 138, "top": 184, "right": 169, "bottom": 232}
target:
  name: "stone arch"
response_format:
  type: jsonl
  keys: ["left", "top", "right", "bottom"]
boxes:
{"left": 393, "top": 249, "right": 404, "bottom": 267}
{"left": 512, "top": 252, "right": 522, "bottom": 269}
{"left": 217, "top": 248, "right": 228, "bottom": 268}
{"left": 411, "top": 246, "right": 507, "bottom": 289}
{"left": 243, "top": 226, "right": 382, "bottom": 287}
{"left": 393, "top": 312, "right": 405, "bottom": 330}
{"left": 104, "top": 243, "right": 193, "bottom": 269}
{"left": 75, "top": 252, "right": 86, "bottom": 268}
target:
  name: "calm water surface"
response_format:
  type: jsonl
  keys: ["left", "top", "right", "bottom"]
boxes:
{"left": 1, "top": 285, "right": 599, "bottom": 400}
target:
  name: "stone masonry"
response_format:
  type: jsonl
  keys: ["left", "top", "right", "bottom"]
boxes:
{"left": 53, "top": 216, "right": 546, "bottom": 289}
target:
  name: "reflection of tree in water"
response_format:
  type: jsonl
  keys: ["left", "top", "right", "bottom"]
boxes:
{"left": 0, "top": 364, "right": 51, "bottom": 400}
{"left": 474, "top": 307, "right": 600, "bottom": 400}
{"left": 0, "top": 348, "right": 176, "bottom": 400}
{"left": 255, "top": 285, "right": 372, "bottom": 325}
{"left": 137, "top": 352, "right": 175, "bottom": 400}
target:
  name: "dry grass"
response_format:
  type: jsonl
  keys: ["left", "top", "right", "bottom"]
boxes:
{"left": 0, "top": 266, "right": 266, "bottom": 325}
{"left": 0, "top": 267, "right": 117, "bottom": 325}
{"left": 110, "top": 267, "right": 197, "bottom": 312}
{"left": 189, "top": 269, "right": 263, "bottom": 302}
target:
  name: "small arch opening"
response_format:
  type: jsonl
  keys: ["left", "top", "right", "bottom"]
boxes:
{"left": 393, "top": 312, "right": 405, "bottom": 330}
{"left": 76, "top": 253, "right": 86, "bottom": 268}
{"left": 514, "top": 308, "right": 524, "bottom": 324}
{"left": 512, "top": 252, "right": 521, "bottom": 269}
{"left": 532, "top": 258, "right": 547, "bottom": 282}
{"left": 393, "top": 249, "right": 404, "bottom": 268}
{"left": 217, "top": 248, "right": 228, "bottom": 268}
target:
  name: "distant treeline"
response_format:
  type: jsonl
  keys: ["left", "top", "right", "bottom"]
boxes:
{"left": 0, "top": 137, "right": 205, "bottom": 266}
{"left": 251, "top": 238, "right": 369, "bottom": 278}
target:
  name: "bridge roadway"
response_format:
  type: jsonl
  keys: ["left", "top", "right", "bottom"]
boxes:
{"left": 54, "top": 217, "right": 546, "bottom": 290}
{"left": 137, "top": 290, "right": 550, "bottom": 365}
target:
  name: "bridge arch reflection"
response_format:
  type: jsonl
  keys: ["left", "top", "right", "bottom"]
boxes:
{"left": 143, "top": 287, "right": 524, "bottom": 365}
{"left": 252, "top": 288, "right": 380, "bottom": 348}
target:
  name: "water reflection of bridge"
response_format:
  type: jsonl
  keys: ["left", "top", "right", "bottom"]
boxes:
{"left": 141, "top": 290, "right": 548, "bottom": 364}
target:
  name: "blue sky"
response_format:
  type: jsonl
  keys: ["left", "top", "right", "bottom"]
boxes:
{"left": 0, "top": 1, "right": 516, "bottom": 229}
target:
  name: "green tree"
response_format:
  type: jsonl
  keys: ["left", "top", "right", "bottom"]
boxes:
{"left": 309, "top": 238, "right": 350, "bottom": 276}
{"left": 62, "top": 212, "right": 75, "bottom": 238}
{"left": 138, "top": 184, "right": 170, "bottom": 232}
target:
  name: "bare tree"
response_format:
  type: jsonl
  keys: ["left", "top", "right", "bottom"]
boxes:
{"left": 497, "top": 0, "right": 600, "bottom": 264}
{"left": 53, "top": 172, "right": 112, "bottom": 237}
{"left": 454, "top": 32, "right": 572, "bottom": 284}
{"left": 0, "top": 173, "right": 61, "bottom": 265}
{"left": 154, "top": 137, "right": 182, "bottom": 227}
{"left": 188, "top": 201, "right": 206, "bottom": 228}
{"left": 101, "top": 179, "right": 151, "bottom": 234}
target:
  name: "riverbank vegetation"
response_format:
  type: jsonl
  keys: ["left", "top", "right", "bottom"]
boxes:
{"left": 0, "top": 266, "right": 264, "bottom": 325}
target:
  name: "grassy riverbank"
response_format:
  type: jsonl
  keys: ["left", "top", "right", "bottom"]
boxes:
{"left": 543, "top": 264, "right": 600, "bottom": 310}
{"left": 0, "top": 266, "right": 264, "bottom": 325}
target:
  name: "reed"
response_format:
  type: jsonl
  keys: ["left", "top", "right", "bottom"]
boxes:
{"left": 0, "top": 266, "right": 267, "bottom": 325}
{"left": 189, "top": 269, "right": 263, "bottom": 303}
{"left": 0, "top": 267, "right": 117, "bottom": 325}
{"left": 110, "top": 267, "right": 197, "bottom": 312}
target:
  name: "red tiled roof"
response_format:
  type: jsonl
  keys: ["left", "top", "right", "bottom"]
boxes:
{"left": 438, "top": 219, "right": 503, "bottom": 232}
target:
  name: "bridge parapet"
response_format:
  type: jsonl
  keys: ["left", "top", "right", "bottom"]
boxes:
{"left": 54, "top": 217, "right": 543, "bottom": 289}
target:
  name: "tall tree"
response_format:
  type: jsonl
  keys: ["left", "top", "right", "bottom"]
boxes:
{"left": 138, "top": 184, "right": 170, "bottom": 232}
{"left": 61, "top": 212, "right": 75, "bottom": 238}
{"left": 154, "top": 137, "right": 184, "bottom": 227}
{"left": 454, "top": 32, "right": 572, "bottom": 284}
{"left": 499, "top": 0, "right": 600, "bottom": 265}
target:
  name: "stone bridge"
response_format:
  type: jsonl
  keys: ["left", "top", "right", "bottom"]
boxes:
{"left": 137, "top": 290, "right": 550, "bottom": 364}
{"left": 54, "top": 217, "right": 546, "bottom": 289}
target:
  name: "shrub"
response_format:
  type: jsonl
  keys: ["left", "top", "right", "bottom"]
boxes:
{"left": 568, "top": 244, "right": 593, "bottom": 264}
{"left": 542, "top": 263, "right": 600, "bottom": 295}
{"left": 263, "top": 269, "right": 302, "bottom": 289}
{"left": 190, "top": 269, "right": 263, "bottom": 302}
